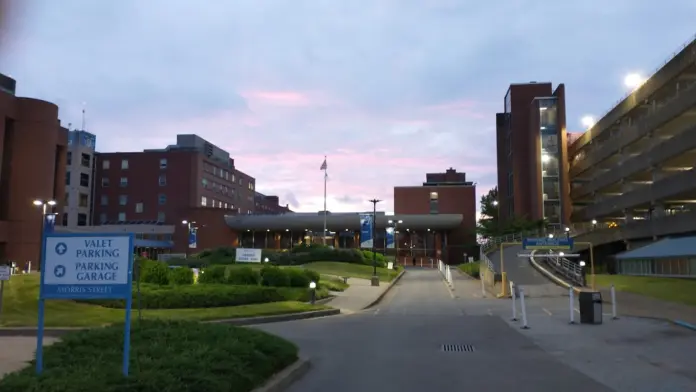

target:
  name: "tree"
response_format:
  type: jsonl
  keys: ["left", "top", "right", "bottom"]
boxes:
{"left": 477, "top": 187, "right": 500, "bottom": 239}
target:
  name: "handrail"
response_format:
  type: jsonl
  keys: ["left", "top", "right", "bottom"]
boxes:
{"left": 543, "top": 251, "right": 585, "bottom": 287}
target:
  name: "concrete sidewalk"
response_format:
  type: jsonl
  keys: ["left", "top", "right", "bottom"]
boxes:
{"left": 598, "top": 286, "right": 696, "bottom": 327}
{"left": 324, "top": 277, "right": 394, "bottom": 312}
{"left": 0, "top": 337, "right": 58, "bottom": 379}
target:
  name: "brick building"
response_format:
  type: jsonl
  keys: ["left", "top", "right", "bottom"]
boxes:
{"left": 255, "top": 192, "right": 292, "bottom": 214}
{"left": 393, "top": 168, "right": 477, "bottom": 264}
{"left": 0, "top": 73, "right": 68, "bottom": 268}
{"left": 495, "top": 82, "right": 571, "bottom": 230}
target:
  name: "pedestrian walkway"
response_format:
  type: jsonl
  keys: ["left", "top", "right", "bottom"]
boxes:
{"left": 325, "top": 276, "right": 393, "bottom": 312}
{"left": 597, "top": 286, "right": 696, "bottom": 326}
{"left": 0, "top": 337, "right": 58, "bottom": 379}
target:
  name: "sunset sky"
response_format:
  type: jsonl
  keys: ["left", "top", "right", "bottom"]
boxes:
{"left": 2, "top": 0, "right": 695, "bottom": 214}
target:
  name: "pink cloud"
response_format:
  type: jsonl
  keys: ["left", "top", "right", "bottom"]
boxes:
{"left": 424, "top": 99, "right": 487, "bottom": 119}
{"left": 242, "top": 90, "right": 312, "bottom": 106}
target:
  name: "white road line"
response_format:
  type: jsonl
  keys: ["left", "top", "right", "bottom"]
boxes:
{"left": 374, "top": 308, "right": 381, "bottom": 316}
{"left": 486, "top": 309, "right": 493, "bottom": 316}
{"left": 441, "top": 279, "right": 455, "bottom": 299}
{"left": 542, "top": 308, "right": 553, "bottom": 316}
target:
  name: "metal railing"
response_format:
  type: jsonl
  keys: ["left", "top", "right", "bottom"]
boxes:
{"left": 541, "top": 251, "right": 585, "bottom": 286}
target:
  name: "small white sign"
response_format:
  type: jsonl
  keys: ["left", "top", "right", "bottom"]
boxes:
{"left": 44, "top": 236, "right": 131, "bottom": 285}
{"left": 387, "top": 262, "right": 394, "bottom": 270}
{"left": 0, "top": 265, "right": 10, "bottom": 281}
{"left": 235, "top": 248, "right": 262, "bottom": 263}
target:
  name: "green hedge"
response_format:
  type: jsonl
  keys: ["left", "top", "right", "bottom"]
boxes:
{"left": 0, "top": 320, "right": 298, "bottom": 392}
{"left": 86, "top": 283, "right": 328, "bottom": 309}
{"left": 458, "top": 262, "right": 480, "bottom": 279}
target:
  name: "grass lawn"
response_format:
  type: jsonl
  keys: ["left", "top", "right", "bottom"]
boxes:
{"left": 303, "top": 262, "right": 399, "bottom": 282}
{"left": 0, "top": 320, "right": 298, "bottom": 391}
{"left": 594, "top": 274, "right": 696, "bottom": 307}
{"left": 0, "top": 274, "right": 329, "bottom": 327}
{"left": 457, "top": 262, "right": 480, "bottom": 279}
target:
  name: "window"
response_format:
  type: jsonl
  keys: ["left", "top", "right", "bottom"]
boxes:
{"left": 78, "top": 193, "right": 89, "bottom": 207}
{"left": 99, "top": 213, "right": 107, "bottom": 224}
{"left": 232, "top": 174, "right": 235, "bottom": 182}
{"left": 219, "top": 169, "right": 224, "bottom": 178}
{"left": 80, "top": 173, "right": 90, "bottom": 187}
{"left": 118, "top": 212, "right": 126, "bottom": 222}
{"left": 81, "top": 153, "right": 90, "bottom": 168}
{"left": 101, "top": 195, "right": 108, "bottom": 206}
{"left": 62, "top": 213, "right": 68, "bottom": 226}
{"left": 248, "top": 182, "right": 254, "bottom": 191}
{"left": 213, "top": 167, "right": 217, "bottom": 176}
{"left": 158, "top": 194, "right": 167, "bottom": 205}
{"left": 159, "top": 158, "right": 167, "bottom": 169}
{"left": 67, "top": 152, "right": 72, "bottom": 166}
{"left": 120, "top": 177, "right": 128, "bottom": 187}
{"left": 103, "top": 160, "right": 110, "bottom": 170}
{"left": 77, "top": 213, "right": 87, "bottom": 226}
{"left": 121, "top": 159, "right": 129, "bottom": 169}
{"left": 119, "top": 195, "right": 128, "bottom": 206}
{"left": 102, "top": 177, "right": 110, "bottom": 187}
{"left": 65, "top": 172, "right": 71, "bottom": 186}
{"left": 225, "top": 171, "right": 229, "bottom": 180}
{"left": 202, "top": 178, "right": 208, "bottom": 188}
{"left": 157, "top": 211, "right": 165, "bottom": 222}
{"left": 239, "top": 178, "right": 243, "bottom": 185}
{"left": 158, "top": 174, "right": 166, "bottom": 186}
{"left": 201, "top": 196, "right": 207, "bottom": 206}
{"left": 135, "top": 202, "right": 144, "bottom": 213}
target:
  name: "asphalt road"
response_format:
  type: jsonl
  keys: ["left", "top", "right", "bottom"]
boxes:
{"left": 256, "top": 269, "right": 613, "bottom": 391}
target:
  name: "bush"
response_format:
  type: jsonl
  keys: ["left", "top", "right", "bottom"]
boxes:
{"left": 198, "top": 265, "right": 227, "bottom": 284}
{"left": 458, "top": 262, "right": 480, "bottom": 279}
{"left": 320, "top": 277, "right": 349, "bottom": 292}
{"left": 303, "top": 269, "right": 321, "bottom": 284}
{"left": 360, "top": 250, "right": 386, "bottom": 267}
{"left": 0, "top": 320, "right": 298, "bottom": 392}
{"left": 140, "top": 260, "right": 170, "bottom": 285}
{"left": 261, "top": 266, "right": 290, "bottom": 287}
{"left": 170, "top": 267, "right": 194, "bottom": 285}
{"left": 227, "top": 266, "right": 260, "bottom": 285}
{"left": 285, "top": 268, "right": 311, "bottom": 288}
{"left": 166, "top": 257, "right": 207, "bottom": 269}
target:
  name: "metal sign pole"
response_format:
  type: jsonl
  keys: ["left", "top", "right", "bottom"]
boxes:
{"left": 0, "top": 280, "right": 4, "bottom": 324}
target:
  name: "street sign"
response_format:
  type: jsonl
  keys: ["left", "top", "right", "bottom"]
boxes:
{"left": 0, "top": 265, "right": 10, "bottom": 281}
{"left": 523, "top": 237, "right": 573, "bottom": 250}
{"left": 518, "top": 253, "right": 581, "bottom": 258}
{"left": 36, "top": 233, "right": 134, "bottom": 377}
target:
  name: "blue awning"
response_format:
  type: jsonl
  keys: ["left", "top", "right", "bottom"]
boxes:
{"left": 615, "top": 236, "right": 696, "bottom": 260}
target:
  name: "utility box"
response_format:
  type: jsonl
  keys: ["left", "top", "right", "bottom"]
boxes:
{"left": 578, "top": 291, "right": 603, "bottom": 324}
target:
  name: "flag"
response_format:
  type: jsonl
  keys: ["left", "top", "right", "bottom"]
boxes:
{"left": 320, "top": 157, "right": 327, "bottom": 171}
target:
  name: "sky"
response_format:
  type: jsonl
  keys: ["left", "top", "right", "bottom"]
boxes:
{"left": 1, "top": 0, "right": 695, "bottom": 216}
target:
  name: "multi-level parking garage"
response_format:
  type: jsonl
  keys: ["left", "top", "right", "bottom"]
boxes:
{"left": 569, "top": 36, "right": 696, "bottom": 248}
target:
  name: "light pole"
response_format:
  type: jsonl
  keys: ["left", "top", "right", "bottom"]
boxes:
{"left": 492, "top": 200, "right": 501, "bottom": 234}
{"left": 388, "top": 219, "right": 403, "bottom": 265}
{"left": 33, "top": 200, "right": 57, "bottom": 271}
{"left": 564, "top": 226, "right": 571, "bottom": 240}
{"left": 181, "top": 220, "right": 198, "bottom": 258}
{"left": 368, "top": 199, "right": 381, "bottom": 286}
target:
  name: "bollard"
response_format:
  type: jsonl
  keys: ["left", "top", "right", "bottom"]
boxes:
{"left": 480, "top": 273, "right": 486, "bottom": 298}
{"left": 510, "top": 281, "right": 517, "bottom": 321}
{"left": 519, "top": 287, "right": 529, "bottom": 329}
{"left": 420, "top": 258, "right": 423, "bottom": 267}
{"left": 569, "top": 287, "right": 575, "bottom": 324}
{"left": 610, "top": 284, "right": 618, "bottom": 320}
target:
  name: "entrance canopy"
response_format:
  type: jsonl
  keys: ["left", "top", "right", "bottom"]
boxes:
{"left": 224, "top": 212, "right": 463, "bottom": 231}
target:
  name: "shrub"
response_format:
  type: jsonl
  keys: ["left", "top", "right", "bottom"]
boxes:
{"left": 0, "top": 320, "right": 298, "bottom": 392}
{"left": 320, "top": 277, "right": 349, "bottom": 292}
{"left": 261, "top": 266, "right": 290, "bottom": 287}
{"left": 285, "top": 268, "right": 311, "bottom": 288}
{"left": 458, "top": 262, "right": 480, "bottom": 279}
{"left": 303, "top": 269, "right": 321, "bottom": 284}
{"left": 170, "top": 266, "right": 194, "bottom": 285}
{"left": 198, "top": 265, "right": 227, "bottom": 284}
{"left": 140, "top": 260, "right": 171, "bottom": 285}
{"left": 166, "top": 257, "right": 208, "bottom": 269}
{"left": 227, "top": 266, "right": 260, "bottom": 285}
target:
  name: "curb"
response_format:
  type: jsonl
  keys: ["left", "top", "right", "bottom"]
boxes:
{"left": 252, "top": 357, "right": 311, "bottom": 392}
{"left": 673, "top": 320, "right": 696, "bottom": 332}
{"left": 0, "top": 309, "right": 341, "bottom": 337}
{"left": 362, "top": 269, "right": 406, "bottom": 310}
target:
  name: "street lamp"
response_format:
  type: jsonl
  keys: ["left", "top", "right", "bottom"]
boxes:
{"left": 581, "top": 116, "right": 595, "bottom": 128}
{"left": 591, "top": 219, "right": 598, "bottom": 231}
{"left": 548, "top": 233, "right": 554, "bottom": 239}
{"left": 624, "top": 73, "right": 644, "bottom": 89}
{"left": 388, "top": 219, "right": 403, "bottom": 266}
{"left": 564, "top": 226, "right": 570, "bottom": 239}
{"left": 368, "top": 199, "right": 381, "bottom": 286}
{"left": 309, "top": 281, "right": 317, "bottom": 304}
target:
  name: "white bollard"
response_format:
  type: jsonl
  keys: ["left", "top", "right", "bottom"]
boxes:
{"left": 610, "top": 284, "right": 618, "bottom": 320}
{"left": 569, "top": 287, "right": 575, "bottom": 324}
{"left": 480, "top": 273, "right": 486, "bottom": 298}
{"left": 519, "top": 287, "right": 529, "bottom": 329}
{"left": 420, "top": 258, "right": 423, "bottom": 267}
{"left": 510, "top": 281, "right": 517, "bottom": 321}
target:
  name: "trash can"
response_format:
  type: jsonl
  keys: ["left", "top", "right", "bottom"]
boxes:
{"left": 578, "top": 291, "right": 603, "bottom": 324}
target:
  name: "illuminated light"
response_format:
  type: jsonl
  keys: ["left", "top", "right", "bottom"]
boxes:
{"left": 539, "top": 107, "right": 547, "bottom": 111}
{"left": 591, "top": 219, "right": 597, "bottom": 225}
{"left": 581, "top": 116, "right": 595, "bottom": 128}
{"left": 624, "top": 73, "right": 645, "bottom": 89}
{"left": 493, "top": 200, "right": 499, "bottom": 206}
{"left": 541, "top": 154, "right": 551, "bottom": 163}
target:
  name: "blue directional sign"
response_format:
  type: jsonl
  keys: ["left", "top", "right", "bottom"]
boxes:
{"left": 523, "top": 237, "right": 574, "bottom": 251}
{"left": 36, "top": 233, "right": 134, "bottom": 377}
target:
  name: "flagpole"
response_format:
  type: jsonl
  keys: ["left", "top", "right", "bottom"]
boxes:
{"left": 323, "top": 155, "right": 327, "bottom": 245}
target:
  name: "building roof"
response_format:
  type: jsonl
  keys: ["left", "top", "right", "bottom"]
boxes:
{"left": 616, "top": 236, "right": 696, "bottom": 260}
{"left": 224, "top": 212, "right": 463, "bottom": 231}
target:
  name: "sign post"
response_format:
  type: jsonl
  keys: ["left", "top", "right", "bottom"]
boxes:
{"left": 0, "top": 265, "right": 10, "bottom": 324}
{"left": 36, "top": 233, "right": 134, "bottom": 376}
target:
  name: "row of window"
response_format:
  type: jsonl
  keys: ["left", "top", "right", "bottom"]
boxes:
{"left": 99, "top": 211, "right": 166, "bottom": 223}
{"left": 200, "top": 196, "right": 252, "bottom": 214}
{"left": 203, "top": 162, "right": 255, "bottom": 191}
{"left": 64, "top": 192, "right": 90, "bottom": 208}
{"left": 65, "top": 172, "right": 91, "bottom": 187}
{"left": 67, "top": 152, "right": 93, "bottom": 168}
{"left": 101, "top": 175, "right": 167, "bottom": 187}
{"left": 102, "top": 158, "right": 170, "bottom": 170}
{"left": 101, "top": 194, "right": 168, "bottom": 207}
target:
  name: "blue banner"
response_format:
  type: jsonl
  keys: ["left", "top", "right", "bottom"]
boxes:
{"left": 523, "top": 237, "right": 573, "bottom": 250}
{"left": 188, "top": 228, "right": 197, "bottom": 249}
{"left": 359, "top": 213, "right": 373, "bottom": 249}
{"left": 386, "top": 227, "right": 395, "bottom": 249}
{"left": 44, "top": 214, "right": 56, "bottom": 234}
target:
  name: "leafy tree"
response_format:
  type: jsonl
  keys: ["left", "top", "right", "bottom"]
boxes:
{"left": 477, "top": 187, "right": 500, "bottom": 238}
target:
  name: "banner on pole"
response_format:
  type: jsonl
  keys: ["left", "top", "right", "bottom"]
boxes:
{"left": 386, "top": 227, "right": 395, "bottom": 249}
{"left": 359, "top": 213, "right": 373, "bottom": 249}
